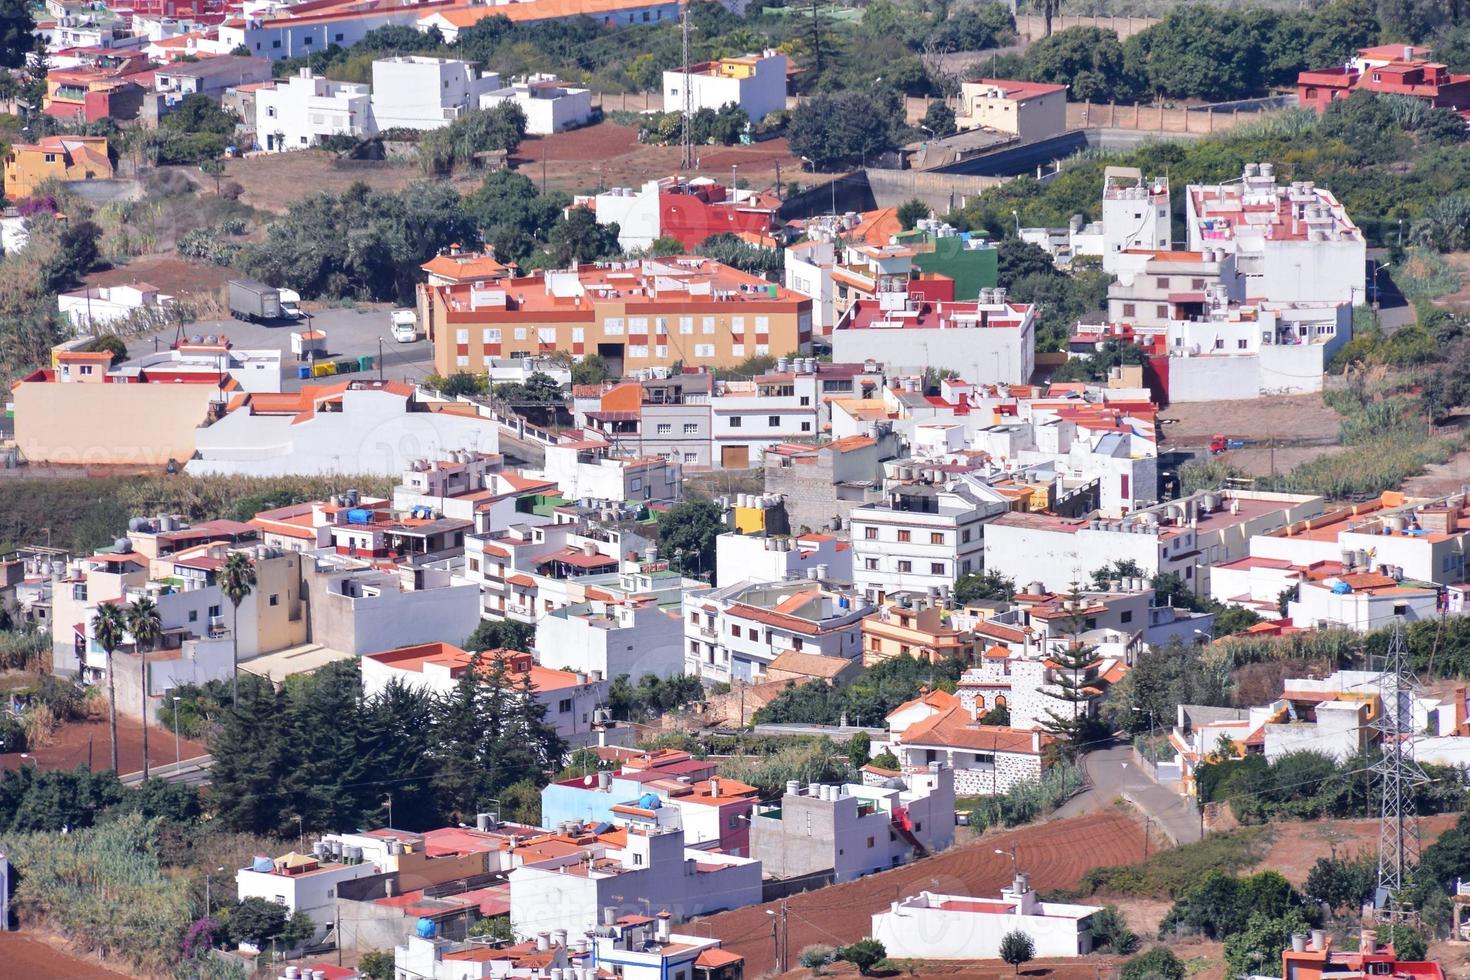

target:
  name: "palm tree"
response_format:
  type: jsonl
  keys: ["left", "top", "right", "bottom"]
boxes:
{"left": 126, "top": 596, "right": 163, "bottom": 779}
{"left": 92, "top": 602, "right": 128, "bottom": 773}
{"left": 219, "top": 552, "right": 256, "bottom": 703}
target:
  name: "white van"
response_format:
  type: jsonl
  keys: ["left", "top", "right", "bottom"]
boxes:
{"left": 391, "top": 309, "right": 419, "bottom": 343}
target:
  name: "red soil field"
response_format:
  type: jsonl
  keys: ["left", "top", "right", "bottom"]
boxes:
{"left": 0, "top": 717, "right": 208, "bottom": 776}
{"left": 0, "top": 932, "right": 133, "bottom": 979}
{"left": 696, "top": 810, "right": 1148, "bottom": 976}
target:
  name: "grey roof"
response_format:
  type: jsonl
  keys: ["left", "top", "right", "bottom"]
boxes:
{"left": 158, "top": 55, "right": 272, "bottom": 80}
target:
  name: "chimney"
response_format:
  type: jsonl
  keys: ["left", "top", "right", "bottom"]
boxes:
{"left": 537, "top": 932, "right": 551, "bottom": 951}
{"left": 1359, "top": 928, "right": 1377, "bottom": 954}
{"left": 709, "top": 777, "right": 720, "bottom": 797}
{"left": 385, "top": 878, "right": 397, "bottom": 898}
{"left": 655, "top": 912, "right": 671, "bottom": 943}
{"left": 1031, "top": 729, "right": 1041, "bottom": 753}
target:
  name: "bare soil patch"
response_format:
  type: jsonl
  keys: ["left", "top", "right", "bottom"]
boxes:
{"left": 0, "top": 931, "right": 133, "bottom": 979}
{"left": 1246, "top": 813, "right": 1459, "bottom": 885}
{"left": 1162, "top": 393, "right": 1342, "bottom": 450}
{"left": 699, "top": 811, "right": 1146, "bottom": 977}
{"left": 0, "top": 716, "right": 208, "bottom": 775}
{"left": 85, "top": 254, "right": 236, "bottom": 301}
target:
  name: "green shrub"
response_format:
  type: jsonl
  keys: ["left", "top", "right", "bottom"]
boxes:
{"left": 969, "top": 763, "right": 1083, "bottom": 830}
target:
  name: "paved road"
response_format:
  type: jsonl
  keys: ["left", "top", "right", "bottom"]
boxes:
{"left": 1054, "top": 741, "right": 1202, "bottom": 845}
{"left": 133, "top": 305, "right": 437, "bottom": 393}
{"left": 119, "top": 754, "right": 214, "bottom": 787}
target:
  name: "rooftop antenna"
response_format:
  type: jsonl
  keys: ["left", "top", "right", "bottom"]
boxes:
{"left": 1373, "top": 621, "right": 1429, "bottom": 912}
{"left": 680, "top": 5, "right": 693, "bottom": 171}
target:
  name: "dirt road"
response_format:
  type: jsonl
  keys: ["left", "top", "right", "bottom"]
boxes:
{"left": 698, "top": 810, "right": 1146, "bottom": 976}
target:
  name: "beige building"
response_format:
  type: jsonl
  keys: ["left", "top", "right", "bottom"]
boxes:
{"left": 957, "top": 78, "right": 1067, "bottom": 140}
{"left": 13, "top": 351, "right": 229, "bottom": 465}
{"left": 421, "top": 255, "right": 812, "bottom": 377}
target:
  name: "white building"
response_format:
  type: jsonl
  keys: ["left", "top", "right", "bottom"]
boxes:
{"left": 302, "top": 557, "right": 483, "bottom": 658}
{"left": 361, "top": 642, "right": 607, "bottom": 745}
{"left": 535, "top": 595, "right": 693, "bottom": 681}
{"left": 955, "top": 78, "right": 1066, "bottom": 140}
{"left": 849, "top": 481, "right": 1007, "bottom": 602}
{"left": 714, "top": 531, "right": 852, "bottom": 588}
{"left": 784, "top": 240, "right": 837, "bottom": 334}
{"left": 188, "top": 380, "right": 501, "bottom": 477}
{"left": 588, "top": 920, "right": 745, "bottom": 980}
{"left": 1290, "top": 573, "right": 1438, "bottom": 631}
{"left": 394, "top": 934, "right": 573, "bottom": 980}
{"left": 1186, "top": 163, "right": 1367, "bottom": 305}
{"left": 983, "top": 489, "right": 1323, "bottom": 597}
{"left": 883, "top": 689, "right": 1053, "bottom": 797}
{"left": 254, "top": 68, "right": 372, "bottom": 151}
{"left": 480, "top": 75, "right": 592, "bottom": 134}
{"left": 1105, "top": 248, "right": 1244, "bottom": 330}
{"left": 662, "top": 51, "right": 787, "bottom": 122}
{"left": 539, "top": 438, "right": 680, "bottom": 505}
{"left": 507, "top": 825, "right": 761, "bottom": 940}
{"left": 750, "top": 767, "right": 955, "bottom": 882}
{"left": 832, "top": 291, "right": 1036, "bottom": 383}
{"left": 236, "top": 850, "right": 380, "bottom": 946}
{"left": 221, "top": 5, "right": 425, "bottom": 61}
{"left": 57, "top": 283, "right": 174, "bottom": 330}
{"left": 130, "top": 340, "right": 283, "bottom": 393}
{"left": 1092, "top": 167, "right": 1172, "bottom": 271}
{"left": 370, "top": 56, "right": 500, "bottom": 131}
{"left": 872, "top": 879, "right": 1103, "bottom": 960}
{"left": 684, "top": 578, "right": 870, "bottom": 684}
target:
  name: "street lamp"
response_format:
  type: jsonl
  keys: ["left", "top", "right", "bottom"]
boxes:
{"left": 294, "top": 814, "right": 304, "bottom": 850}
{"left": 765, "top": 909, "right": 777, "bottom": 969}
{"left": 994, "top": 845, "right": 1018, "bottom": 878}
{"left": 171, "top": 695, "right": 181, "bottom": 774}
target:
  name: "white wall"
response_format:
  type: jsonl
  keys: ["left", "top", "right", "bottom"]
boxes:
{"left": 872, "top": 891, "right": 1097, "bottom": 960}
{"left": 236, "top": 862, "right": 378, "bottom": 944}
{"left": 662, "top": 53, "right": 787, "bottom": 121}
{"left": 370, "top": 57, "right": 498, "bottom": 131}
{"left": 255, "top": 71, "right": 372, "bottom": 151}
{"left": 831, "top": 320, "right": 1033, "bottom": 383}
{"left": 535, "top": 603, "right": 689, "bottom": 680}
{"left": 481, "top": 80, "right": 592, "bottom": 135}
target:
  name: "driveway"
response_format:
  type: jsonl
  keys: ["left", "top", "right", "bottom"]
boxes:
{"left": 1054, "top": 741, "right": 1202, "bottom": 845}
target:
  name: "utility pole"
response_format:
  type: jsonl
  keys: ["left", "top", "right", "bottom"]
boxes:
{"left": 1374, "top": 622, "right": 1429, "bottom": 910}
{"left": 378, "top": 337, "right": 384, "bottom": 382}
{"left": 680, "top": 4, "right": 693, "bottom": 171}
{"left": 810, "top": 0, "right": 822, "bottom": 78}
{"left": 779, "top": 899, "right": 789, "bottom": 973}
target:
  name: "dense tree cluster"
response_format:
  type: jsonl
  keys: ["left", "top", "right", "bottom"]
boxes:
{"left": 753, "top": 653, "right": 965, "bottom": 727}
{"left": 210, "top": 659, "right": 564, "bottom": 834}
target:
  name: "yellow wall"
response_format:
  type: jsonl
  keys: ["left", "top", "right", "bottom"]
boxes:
{"left": 3, "top": 144, "right": 112, "bottom": 201}
{"left": 732, "top": 506, "right": 767, "bottom": 533}
{"left": 253, "top": 553, "right": 307, "bottom": 654}
{"left": 14, "top": 381, "right": 219, "bottom": 465}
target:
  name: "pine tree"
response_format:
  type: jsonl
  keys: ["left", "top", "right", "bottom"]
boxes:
{"left": 1039, "top": 583, "right": 1098, "bottom": 758}
{"left": 208, "top": 675, "right": 290, "bottom": 835}
{"left": 365, "top": 678, "right": 441, "bottom": 831}
{"left": 284, "top": 659, "right": 375, "bottom": 833}
{"left": 431, "top": 650, "right": 489, "bottom": 821}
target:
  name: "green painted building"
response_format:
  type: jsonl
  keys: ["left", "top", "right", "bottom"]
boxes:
{"left": 897, "top": 232, "right": 999, "bottom": 300}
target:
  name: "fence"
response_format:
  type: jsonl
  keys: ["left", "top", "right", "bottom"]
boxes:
{"left": 1068, "top": 101, "right": 1281, "bottom": 135}
{"left": 1016, "top": 13, "right": 1159, "bottom": 41}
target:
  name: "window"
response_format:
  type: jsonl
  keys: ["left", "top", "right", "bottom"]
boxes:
{"left": 628, "top": 346, "right": 649, "bottom": 358}
{"left": 188, "top": 610, "right": 198, "bottom": 623}
{"left": 801, "top": 422, "right": 812, "bottom": 432}
{"left": 729, "top": 416, "right": 742, "bottom": 428}
{"left": 630, "top": 477, "right": 643, "bottom": 491}
{"left": 483, "top": 328, "right": 501, "bottom": 343}
{"left": 656, "top": 345, "right": 668, "bottom": 359}
{"left": 469, "top": 558, "right": 480, "bottom": 573}
{"left": 680, "top": 316, "right": 694, "bottom": 334}
{"left": 866, "top": 836, "right": 875, "bottom": 849}
{"left": 208, "top": 604, "right": 221, "bottom": 618}
{"left": 456, "top": 329, "right": 469, "bottom": 344}
{"left": 514, "top": 327, "right": 527, "bottom": 340}
{"left": 695, "top": 344, "right": 715, "bottom": 358}
{"left": 731, "top": 344, "right": 745, "bottom": 358}
{"left": 898, "top": 530, "right": 911, "bottom": 543}
{"left": 605, "top": 318, "right": 624, "bottom": 335}
{"left": 1122, "top": 303, "right": 1135, "bottom": 317}
{"left": 865, "top": 558, "right": 878, "bottom": 570}
{"left": 656, "top": 423, "right": 672, "bottom": 435}
{"left": 272, "top": 39, "right": 280, "bottom": 48}
{"left": 303, "top": 35, "right": 312, "bottom": 44}
{"left": 755, "top": 316, "right": 769, "bottom": 331}
{"left": 962, "top": 528, "right": 972, "bottom": 543}
{"left": 702, "top": 317, "right": 716, "bottom": 334}
{"left": 768, "top": 415, "right": 780, "bottom": 427}
{"left": 1214, "top": 338, "right": 1225, "bottom": 350}
{"left": 755, "top": 344, "right": 769, "bottom": 356}
{"left": 268, "top": 594, "right": 280, "bottom": 607}
{"left": 1155, "top": 277, "right": 1169, "bottom": 289}
{"left": 571, "top": 327, "right": 585, "bottom": 343}
{"left": 683, "top": 452, "right": 697, "bottom": 463}
{"left": 1120, "top": 610, "right": 1133, "bottom": 624}
{"left": 1237, "top": 339, "right": 1249, "bottom": 350}
{"left": 558, "top": 698, "right": 572, "bottom": 713}
{"left": 731, "top": 624, "right": 742, "bottom": 637}
{"left": 731, "top": 316, "right": 745, "bottom": 332}
{"left": 683, "top": 423, "right": 698, "bottom": 434}
{"left": 629, "top": 317, "right": 648, "bottom": 332}
{"left": 864, "top": 527, "right": 878, "bottom": 540}
{"left": 898, "top": 560, "right": 912, "bottom": 573}
{"left": 538, "top": 327, "right": 556, "bottom": 344}
{"left": 930, "top": 532, "right": 944, "bottom": 545}
{"left": 655, "top": 318, "right": 667, "bottom": 335}
{"left": 930, "top": 562, "right": 944, "bottom": 575}
{"left": 1192, "top": 278, "right": 1206, "bottom": 289}
{"left": 792, "top": 637, "right": 803, "bottom": 650}
{"left": 1155, "top": 305, "right": 1168, "bottom": 319}
{"left": 800, "top": 395, "right": 810, "bottom": 406}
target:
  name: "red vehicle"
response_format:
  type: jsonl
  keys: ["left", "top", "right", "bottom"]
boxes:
{"left": 1210, "top": 434, "right": 1229, "bottom": 455}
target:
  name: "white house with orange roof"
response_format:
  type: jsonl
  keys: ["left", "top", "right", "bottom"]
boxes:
{"left": 883, "top": 693, "right": 1053, "bottom": 796}
{"left": 394, "top": 931, "right": 577, "bottom": 980}
{"left": 1186, "top": 163, "right": 1366, "bottom": 305}
{"left": 466, "top": 520, "right": 576, "bottom": 622}
{"left": 507, "top": 824, "right": 762, "bottom": 940}
{"left": 362, "top": 642, "right": 607, "bottom": 744}
{"left": 683, "top": 577, "right": 870, "bottom": 683}
{"left": 391, "top": 451, "right": 516, "bottom": 532}
{"left": 588, "top": 918, "right": 746, "bottom": 980}
{"left": 956, "top": 78, "right": 1067, "bottom": 140}
{"left": 189, "top": 379, "right": 500, "bottom": 477}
